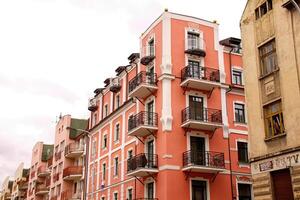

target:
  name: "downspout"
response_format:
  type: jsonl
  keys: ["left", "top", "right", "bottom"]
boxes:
{"left": 83, "top": 133, "right": 90, "bottom": 200}
{"left": 228, "top": 47, "right": 235, "bottom": 200}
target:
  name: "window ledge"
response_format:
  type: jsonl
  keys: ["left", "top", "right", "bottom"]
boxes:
{"left": 238, "top": 163, "right": 250, "bottom": 168}
{"left": 234, "top": 122, "right": 248, "bottom": 127}
{"left": 258, "top": 68, "right": 279, "bottom": 80}
{"left": 264, "top": 133, "right": 286, "bottom": 142}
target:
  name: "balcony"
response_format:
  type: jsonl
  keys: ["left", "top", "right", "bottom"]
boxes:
{"left": 128, "top": 71, "right": 158, "bottom": 99}
{"left": 128, "top": 111, "right": 158, "bottom": 137}
{"left": 182, "top": 151, "right": 225, "bottom": 173}
{"left": 61, "top": 190, "right": 82, "bottom": 200}
{"left": 47, "top": 155, "right": 53, "bottom": 167}
{"left": 35, "top": 185, "right": 49, "bottom": 195}
{"left": 52, "top": 173, "right": 60, "bottom": 182}
{"left": 65, "top": 143, "right": 84, "bottom": 158}
{"left": 141, "top": 45, "right": 155, "bottom": 65}
{"left": 50, "top": 196, "right": 58, "bottom": 200}
{"left": 181, "top": 66, "right": 221, "bottom": 91}
{"left": 88, "top": 98, "right": 98, "bottom": 112}
{"left": 109, "top": 78, "right": 121, "bottom": 93}
{"left": 127, "top": 153, "right": 158, "bottom": 177}
{"left": 181, "top": 107, "right": 223, "bottom": 131}
{"left": 63, "top": 166, "right": 83, "bottom": 181}
{"left": 37, "top": 166, "right": 50, "bottom": 177}
{"left": 30, "top": 171, "right": 35, "bottom": 179}
{"left": 185, "top": 37, "right": 206, "bottom": 57}
{"left": 55, "top": 151, "right": 62, "bottom": 161}
{"left": 134, "top": 199, "right": 158, "bottom": 200}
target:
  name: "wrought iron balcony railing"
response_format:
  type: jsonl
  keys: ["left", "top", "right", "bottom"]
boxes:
{"left": 127, "top": 153, "right": 158, "bottom": 173}
{"left": 183, "top": 150, "right": 225, "bottom": 169}
{"left": 128, "top": 72, "right": 157, "bottom": 94}
{"left": 128, "top": 111, "right": 158, "bottom": 132}
{"left": 181, "top": 66, "right": 220, "bottom": 83}
{"left": 182, "top": 107, "right": 222, "bottom": 124}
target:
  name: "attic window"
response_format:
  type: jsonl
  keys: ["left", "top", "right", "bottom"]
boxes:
{"left": 255, "top": 0, "right": 273, "bottom": 20}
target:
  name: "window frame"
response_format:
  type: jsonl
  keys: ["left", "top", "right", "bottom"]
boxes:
{"left": 237, "top": 141, "right": 249, "bottom": 164}
{"left": 264, "top": 100, "right": 285, "bottom": 139}
{"left": 114, "top": 157, "right": 119, "bottom": 176}
{"left": 259, "top": 40, "right": 278, "bottom": 77}
{"left": 234, "top": 103, "right": 246, "bottom": 124}
{"left": 232, "top": 69, "right": 243, "bottom": 86}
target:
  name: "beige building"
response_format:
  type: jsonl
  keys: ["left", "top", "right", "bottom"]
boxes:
{"left": 11, "top": 163, "right": 29, "bottom": 200}
{"left": 0, "top": 177, "right": 13, "bottom": 200}
{"left": 241, "top": 0, "right": 300, "bottom": 199}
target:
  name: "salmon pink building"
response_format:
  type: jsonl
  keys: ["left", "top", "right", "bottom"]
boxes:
{"left": 86, "top": 11, "right": 252, "bottom": 200}
{"left": 27, "top": 142, "right": 53, "bottom": 200}
{"left": 48, "top": 115, "right": 88, "bottom": 200}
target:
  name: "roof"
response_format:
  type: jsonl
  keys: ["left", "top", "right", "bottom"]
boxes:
{"left": 219, "top": 37, "right": 241, "bottom": 47}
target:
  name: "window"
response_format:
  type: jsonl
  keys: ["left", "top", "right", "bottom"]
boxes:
{"left": 232, "top": 70, "right": 243, "bottom": 85}
{"left": 148, "top": 39, "right": 154, "bottom": 56}
{"left": 128, "top": 150, "right": 133, "bottom": 159}
{"left": 238, "top": 183, "right": 252, "bottom": 200}
{"left": 92, "top": 140, "right": 96, "bottom": 157}
{"left": 264, "top": 100, "right": 285, "bottom": 138}
{"left": 115, "top": 95, "right": 120, "bottom": 109}
{"left": 114, "top": 192, "right": 118, "bottom": 200}
{"left": 146, "top": 182, "right": 154, "bottom": 198}
{"left": 58, "top": 162, "right": 63, "bottom": 172}
{"left": 60, "top": 141, "right": 65, "bottom": 152}
{"left": 104, "top": 104, "right": 108, "bottom": 117}
{"left": 235, "top": 103, "right": 246, "bottom": 123}
{"left": 114, "top": 157, "right": 119, "bottom": 176}
{"left": 237, "top": 142, "right": 249, "bottom": 164}
{"left": 255, "top": 0, "right": 273, "bottom": 20}
{"left": 101, "top": 197, "right": 105, "bottom": 200}
{"left": 102, "top": 135, "right": 107, "bottom": 149}
{"left": 259, "top": 40, "right": 277, "bottom": 76}
{"left": 127, "top": 188, "right": 133, "bottom": 200}
{"left": 187, "top": 32, "right": 200, "bottom": 49}
{"left": 93, "top": 113, "right": 97, "bottom": 126}
{"left": 114, "top": 124, "right": 120, "bottom": 142}
{"left": 102, "top": 163, "right": 106, "bottom": 181}
{"left": 56, "top": 184, "right": 61, "bottom": 196}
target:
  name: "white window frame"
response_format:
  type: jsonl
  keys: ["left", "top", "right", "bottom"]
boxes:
{"left": 115, "top": 93, "right": 121, "bottom": 109}
{"left": 102, "top": 133, "right": 108, "bottom": 149}
{"left": 186, "top": 131, "right": 209, "bottom": 152}
{"left": 236, "top": 140, "right": 250, "bottom": 168}
{"left": 185, "top": 91, "right": 208, "bottom": 108}
{"left": 144, "top": 178, "right": 155, "bottom": 199}
{"left": 231, "top": 66, "right": 244, "bottom": 86}
{"left": 189, "top": 178, "right": 210, "bottom": 200}
{"left": 114, "top": 123, "right": 120, "bottom": 142}
{"left": 113, "top": 191, "right": 118, "bottom": 200}
{"left": 233, "top": 101, "right": 248, "bottom": 126}
{"left": 127, "top": 187, "right": 133, "bottom": 200}
{"left": 114, "top": 157, "right": 119, "bottom": 177}
{"left": 185, "top": 28, "right": 204, "bottom": 50}
{"left": 236, "top": 181, "right": 253, "bottom": 200}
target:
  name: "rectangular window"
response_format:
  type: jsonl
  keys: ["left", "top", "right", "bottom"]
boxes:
{"left": 267, "top": 0, "right": 273, "bottom": 10}
{"left": 101, "top": 197, "right": 105, "bottom": 200}
{"left": 235, "top": 103, "right": 246, "bottom": 123}
{"left": 102, "top": 135, "right": 107, "bottom": 149}
{"left": 259, "top": 40, "right": 277, "bottom": 76}
{"left": 148, "top": 39, "right": 154, "bottom": 56}
{"left": 237, "top": 142, "right": 249, "bottom": 164}
{"left": 115, "top": 95, "right": 120, "bottom": 109}
{"left": 232, "top": 70, "right": 243, "bottom": 85}
{"left": 238, "top": 183, "right": 252, "bottom": 200}
{"left": 93, "top": 113, "right": 97, "bottom": 126}
{"left": 114, "top": 124, "right": 120, "bottom": 142}
{"left": 92, "top": 140, "right": 96, "bottom": 157}
{"left": 264, "top": 100, "right": 285, "bottom": 138}
{"left": 114, "top": 192, "right": 118, "bottom": 200}
{"left": 260, "top": 2, "right": 268, "bottom": 16}
{"left": 104, "top": 104, "right": 108, "bottom": 117}
{"left": 146, "top": 182, "right": 154, "bottom": 199}
{"left": 127, "top": 188, "right": 133, "bottom": 200}
{"left": 102, "top": 163, "right": 106, "bottom": 181}
{"left": 255, "top": 8, "right": 260, "bottom": 20}
{"left": 60, "top": 141, "right": 65, "bottom": 152}
{"left": 128, "top": 150, "right": 133, "bottom": 159}
{"left": 56, "top": 184, "right": 61, "bottom": 196}
{"left": 114, "top": 157, "right": 119, "bottom": 176}
{"left": 187, "top": 32, "right": 200, "bottom": 49}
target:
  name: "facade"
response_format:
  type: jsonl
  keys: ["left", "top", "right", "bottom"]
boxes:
{"left": 86, "top": 11, "right": 251, "bottom": 200}
{"left": 241, "top": 0, "right": 300, "bottom": 199}
{"left": 0, "top": 177, "right": 13, "bottom": 200}
{"left": 11, "top": 163, "right": 29, "bottom": 200}
{"left": 48, "top": 115, "right": 88, "bottom": 200}
{"left": 27, "top": 142, "right": 54, "bottom": 200}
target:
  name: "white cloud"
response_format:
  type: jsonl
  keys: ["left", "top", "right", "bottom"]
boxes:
{"left": 0, "top": 0, "right": 247, "bottom": 184}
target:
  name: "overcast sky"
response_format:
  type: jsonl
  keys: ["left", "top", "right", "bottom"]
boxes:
{"left": 0, "top": 0, "right": 247, "bottom": 185}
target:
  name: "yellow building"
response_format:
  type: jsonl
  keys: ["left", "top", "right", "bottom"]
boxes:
{"left": 241, "top": 0, "right": 300, "bottom": 199}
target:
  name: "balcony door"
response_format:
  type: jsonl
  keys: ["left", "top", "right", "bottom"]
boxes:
{"left": 146, "top": 182, "right": 154, "bottom": 199}
{"left": 146, "top": 140, "right": 154, "bottom": 168}
{"left": 188, "top": 60, "right": 201, "bottom": 79}
{"left": 147, "top": 66, "right": 155, "bottom": 84}
{"left": 192, "top": 180, "right": 207, "bottom": 200}
{"left": 190, "top": 136, "right": 205, "bottom": 166}
{"left": 147, "top": 101, "right": 154, "bottom": 125}
{"left": 189, "top": 96, "right": 204, "bottom": 121}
